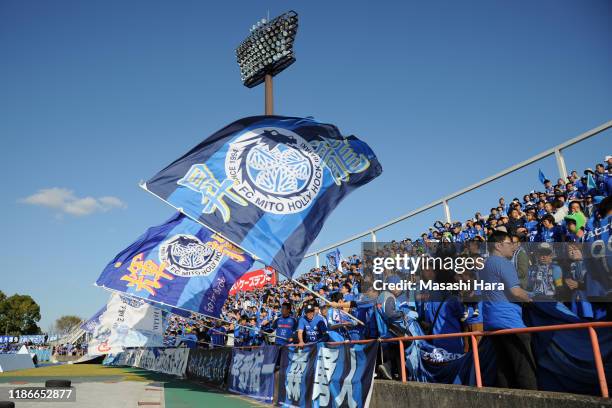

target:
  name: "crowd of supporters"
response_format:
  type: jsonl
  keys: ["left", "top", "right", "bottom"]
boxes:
{"left": 52, "top": 342, "right": 87, "bottom": 357}
{"left": 0, "top": 342, "right": 85, "bottom": 357}
{"left": 163, "top": 157, "right": 612, "bottom": 389}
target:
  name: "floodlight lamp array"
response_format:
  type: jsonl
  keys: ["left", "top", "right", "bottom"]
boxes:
{"left": 236, "top": 10, "right": 298, "bottom": 88}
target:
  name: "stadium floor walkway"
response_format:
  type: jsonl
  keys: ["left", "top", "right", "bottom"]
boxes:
{"left": 0, "top": 364, "right": 262, "bottom": 408}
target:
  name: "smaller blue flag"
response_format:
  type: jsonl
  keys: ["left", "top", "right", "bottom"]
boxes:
{"left": 538, "top": 169, "right": 547, "bottom": 185}
{"left": 326, "top": 248, "right": 343, "bottom": 272}
{"left": 586, "top": 173, "right": 597, "bottom": 191}
{"left": 95, "top": 212, "right": 254, "bottom": 317}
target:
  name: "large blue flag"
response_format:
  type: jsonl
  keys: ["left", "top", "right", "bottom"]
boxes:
{"left": 95, "top": 212, "right": 254, "bottom": 317}
{"left": 143, "top": 116, "right": 382, "bottom": 277}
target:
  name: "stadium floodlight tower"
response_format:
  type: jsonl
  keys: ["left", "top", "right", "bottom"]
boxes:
{"left": 236, "top": 10, "right": 298, "bottom": 115}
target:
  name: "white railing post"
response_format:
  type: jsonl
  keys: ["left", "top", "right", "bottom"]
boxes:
{"left": 443, "top": 200, "right": 452, "bottom": 223}
{"left": 315, "top": 253, "right": 320, "bottom": 268}
{"left": 555, "top": 148, "right": 568, "bottom": 180}
{"left": 371, "top": 230, "right": 377, "bottom": 242}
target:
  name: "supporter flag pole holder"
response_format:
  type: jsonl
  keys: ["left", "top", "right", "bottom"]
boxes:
{"left": 195, "top": 316, "right": 290, "bottom": 343}
{"left": 289, "top": 277, "right": 366, "bottom": 326}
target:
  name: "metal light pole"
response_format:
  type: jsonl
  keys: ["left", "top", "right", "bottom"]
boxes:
{"left": 235, "top": 11, "right": 298, "bottom": 116}
{"left": 233, "top": 12, "right": 365, "bottom": 326}
{"left": 265, "top": 74, "right": 273, "bottom": 115}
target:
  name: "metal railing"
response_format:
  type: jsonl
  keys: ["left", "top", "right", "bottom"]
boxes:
{"left": 304, "top": 120, "right": 612, "bottom": 267}
{"left": 377, "top": 321, "right": 612, "bottom": 398}
{"left": 49, "top": 320, "right": 86, "bottom": 346}
{"left": 211, "top": 321, "right": 612, "bottom": 398}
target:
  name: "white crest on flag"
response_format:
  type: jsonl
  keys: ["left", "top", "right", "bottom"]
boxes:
{"left": 158, "top": 234, "right": 223, "bottom": 277}
{"left": 225, "top": 127, "right": 323, "bottom": 215}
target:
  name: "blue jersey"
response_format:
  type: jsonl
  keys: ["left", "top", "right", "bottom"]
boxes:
{"left": 584, "top": 215, "right": 612, "bottom": 295}
{"left": 453, "top": 232, "right": 467, "bottom": 243}
{"left": 233, "top": 327, "right": 250, "bottom": 346}
{"left": 424, "top": 297, "right": 464, "bottom": 354}
{"left": 585, "top": 215, "right": 611, "bottom": 243}
{"left": 567, "top": 190, "right": 582, "bottom": 200}
{"left": 272, "top": 316, "right": 297, "bottom": 345}
{"left": 537, "top": 226, "right": 563, "bottom": 242}
{"left": 247, "top": 327, "right": 263, "bottom": 346}
{"left": 596, "top": 173, "right": 606, "bottom": 194}
{"left": 326, "top": 308, "right": 349, "bottom": 342}
{"left": 298, "top": 315, "right": 328, "bottom": 343}
{"left": 210, "top": 326, "right": 226, "bottom": 347}
{"left": 525, "top": 220, "right": 539, "bottom": 242}
{"left": 346, "top": 304, "right": 369, "bottom": 341}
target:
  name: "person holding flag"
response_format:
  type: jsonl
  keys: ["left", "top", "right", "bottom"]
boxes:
{"left": 326, "top": 248, "right": 343, "bottom": 272}
{"left": 324, "top": 292, "right": 355, "bottom": 341}
{"left": 538, "top": 169, "right": 547, "bottom": 185}
{"left": 585, "top": 168, "right": 599, "bottom": 196}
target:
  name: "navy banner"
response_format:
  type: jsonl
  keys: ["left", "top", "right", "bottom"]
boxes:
{"left": 105, "top": 347, "right": 189, "bottom": 377}
{"left": 95, "top": 212, "right": 254, "bottom": 317}
{"left": 144, "top": 116, "right": 382, "bottom": 277}
{"left": 229, "top": 345, "right": 280, "bottom": 402}
{"left": 278, "top": 345, "right": 318, "bottom": 408}
{"left": 187, "top": 347, "right": 232, "bottom": 386}
{"left": 279, "top": 343, "right": 378, "bottom": 408}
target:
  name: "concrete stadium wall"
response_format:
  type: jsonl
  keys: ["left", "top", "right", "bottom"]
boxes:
{"left": 370, "top": 380, "right": 612, "bottom": 408}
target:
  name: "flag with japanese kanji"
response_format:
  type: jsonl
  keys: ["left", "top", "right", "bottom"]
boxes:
{"left": 95, "top": 212, "right": 254, "bottom": 317}
{"left": 142, "top": 116, "right": 382, "bottom": 277}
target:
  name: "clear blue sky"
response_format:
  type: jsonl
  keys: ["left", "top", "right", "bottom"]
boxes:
{"left": 1, "top": 0, "right": 610, "bottom": 331}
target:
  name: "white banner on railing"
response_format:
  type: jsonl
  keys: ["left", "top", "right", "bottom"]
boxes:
{"left": 88, "top": 293, "right": 163, "bottom": 355}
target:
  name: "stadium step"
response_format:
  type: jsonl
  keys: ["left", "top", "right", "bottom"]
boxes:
{"left": 137, "top": 383, "right": 165, "bottom": 407}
